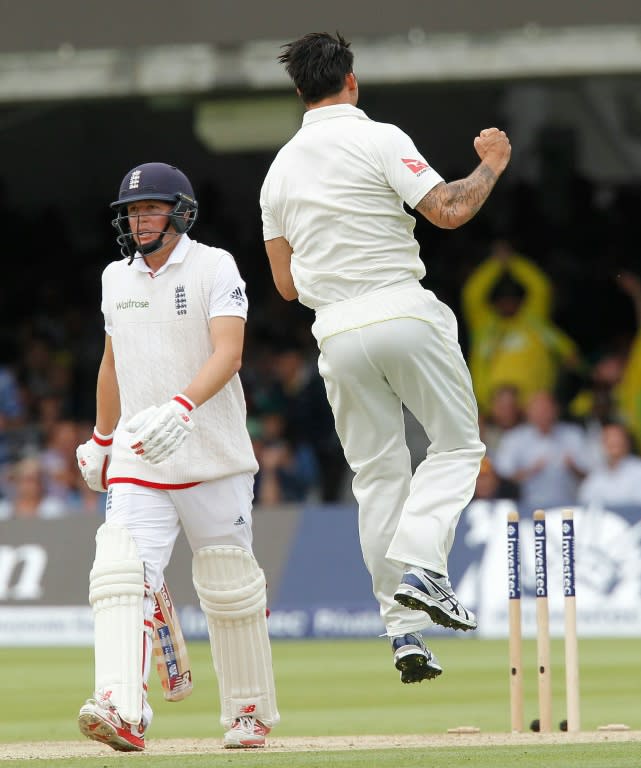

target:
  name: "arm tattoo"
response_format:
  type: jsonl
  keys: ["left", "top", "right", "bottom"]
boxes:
{"left": 416, "top": 164, "right": 498, "bottom": 228}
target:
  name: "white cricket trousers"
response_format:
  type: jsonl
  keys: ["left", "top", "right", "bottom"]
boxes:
{"left": 315, "top": 283, "right": 485, "bottom": 636}
{"left": 102, "top": 473, "right": 255, "bottom": 727}
{"left": 105, "top": 473, "right": 255, "bottom": 593}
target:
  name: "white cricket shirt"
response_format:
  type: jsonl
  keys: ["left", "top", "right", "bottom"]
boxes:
{"left": 102, "top": 235, "right": 258, "bottom": 487}
{"left": 260, "top": 103, "right": 444, "bottom": 310}
{"left": 578, "top": 455, "right": 641, "bottom": 507}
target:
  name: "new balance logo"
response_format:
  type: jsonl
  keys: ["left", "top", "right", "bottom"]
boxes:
{"left": 229, "top": 286, "right": 246, "bottom": 307}
{"left": 234, "top": 515, "right": 246, "bottom": 526}
{"left": 402, "top": 158, "right": 430, "bottom": 175}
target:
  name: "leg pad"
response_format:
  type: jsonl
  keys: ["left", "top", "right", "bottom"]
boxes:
{"left": 193, "top": 546, "right": 279, "bottom": 728}
{"left": 90, "top": 523, "right": 146, "bottom": 725}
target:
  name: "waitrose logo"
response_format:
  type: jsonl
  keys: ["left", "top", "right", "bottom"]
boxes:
{"left": 115, "top": 299, "right": 150, "bottom": 309}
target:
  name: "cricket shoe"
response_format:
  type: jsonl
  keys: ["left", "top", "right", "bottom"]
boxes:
{"left": 394, "top": 568, "right": 477, "bottom": 631}
{"left": 391, "top": 632, "right": 442, "bottom": 683}
{"left": 78, "top": 695, "right": 145, "bottom": 752}
{"left": 223, "top": 715, "right": 271, "bottom": 748}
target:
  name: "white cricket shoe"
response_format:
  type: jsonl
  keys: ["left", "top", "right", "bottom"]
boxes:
{"left": 223, "top": 715, "right": 271, "bottom": 748}
{"left": 78, "top": 695, "right": 145, "bottom": 752}
{"left": 394, "top": 567, "right": 478, "bottom": 631}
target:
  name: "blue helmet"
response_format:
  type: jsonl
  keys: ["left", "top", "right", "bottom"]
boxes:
{"left": 110, "top": 162, "right": 198, "bottom": 262}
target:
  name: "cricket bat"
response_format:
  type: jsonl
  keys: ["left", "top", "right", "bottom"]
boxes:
{"left": 152, "top": 581, "right": 193, "bottom": 701}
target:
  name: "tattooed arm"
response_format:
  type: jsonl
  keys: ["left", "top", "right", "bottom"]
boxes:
{"left": 416, "top": 127, "right": 511, "bottom": 229}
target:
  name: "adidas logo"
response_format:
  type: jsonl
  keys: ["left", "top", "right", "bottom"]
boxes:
{"left": 233, "top": 515, "right": 246, "bottom": 526}
{"left": 229, "top": 286, "right": 246, "bottom": 306}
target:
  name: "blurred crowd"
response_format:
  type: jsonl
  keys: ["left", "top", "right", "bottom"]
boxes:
{"left": 466, "top": 241, "right": 641, "bottom": 512}
{"left": 1, "top": 186, "right": 640, "bottom": 519}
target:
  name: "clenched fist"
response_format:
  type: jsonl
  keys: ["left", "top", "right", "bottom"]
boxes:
{"left": 473, "top": 127, "right": 511, "bottom": 175}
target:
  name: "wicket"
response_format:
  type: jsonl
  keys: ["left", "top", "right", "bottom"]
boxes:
{"left": 506, "top": 509, "right": 523, "bottom": 732}
{"left": 507, "top": 508, "right": 580, "bottom": 733}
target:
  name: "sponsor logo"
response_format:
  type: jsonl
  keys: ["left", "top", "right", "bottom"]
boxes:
{"left": 401, "top": 157, "right": 430, "bottom": 175}
{"left": 234, "top": 515, "right": 246, "bottom": 526}
{"left": 115, "top": 299, "right": 150, "bottom": 310}
{"left": 240, "top": 704, "right": 256, "bottom": 714}
{"left": 175, "top": 284, "right": 187, "bottom": 316}
{"left": 0, "top": 545, "right": 47, "bottom": 600}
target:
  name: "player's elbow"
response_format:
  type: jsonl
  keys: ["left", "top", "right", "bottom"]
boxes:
{"left": 434, "top": 219, "right": 462, "bottom": 230}
{"left": 275, "top": 280, "right": 299, "bottom": 301}
{"left": 229, "top": 354, "right": 243, "bottom": 375}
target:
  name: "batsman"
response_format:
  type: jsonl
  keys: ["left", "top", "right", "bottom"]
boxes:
{"left": 75, "top": 162, "right": 279, "bottom": 751}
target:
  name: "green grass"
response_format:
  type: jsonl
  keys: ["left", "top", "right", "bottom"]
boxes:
{"left": 0, "top": 637, "right": 639, "bottom": 766}
{"left": 0, "top": 745, "right": 639, "bottom": 768}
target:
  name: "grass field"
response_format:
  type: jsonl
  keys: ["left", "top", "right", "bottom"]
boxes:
{"left": 1, "top": 636, "right": 639, "bottom": 766}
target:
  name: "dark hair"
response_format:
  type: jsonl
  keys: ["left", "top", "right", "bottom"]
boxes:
{"left": 489, "top": 271, "right": 526, "bottom": 303}
{"left": 278, "top": 32, "right": 353, "bottom": 104}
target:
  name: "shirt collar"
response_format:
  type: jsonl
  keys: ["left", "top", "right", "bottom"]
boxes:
{"left": 131, "top": 234, "right": 191, "bottom": 277}
{"left": 302, "top": 103, "right": 369, "bottom": 127}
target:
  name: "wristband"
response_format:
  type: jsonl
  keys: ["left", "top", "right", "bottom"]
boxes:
{"left": 93, "top": 428, "right": 114, "bottom": 447}
{"left": 173, "top": 394, "right": 196, "bottom": 412}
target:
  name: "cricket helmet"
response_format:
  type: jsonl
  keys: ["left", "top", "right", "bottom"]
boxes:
{"left": 110, "top": 162, "right": 198, "bottom": 262}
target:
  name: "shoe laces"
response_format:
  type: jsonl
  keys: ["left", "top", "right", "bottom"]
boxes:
{"left": 234, "top": 715, "right": 256, "bottom": 732}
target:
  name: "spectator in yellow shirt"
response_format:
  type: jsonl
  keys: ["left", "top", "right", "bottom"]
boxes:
{"left": 615, "top": 271, "right": 641, "bottom": 449}
{"left": 462, "top": 239, "right": 582, "bottom": 413}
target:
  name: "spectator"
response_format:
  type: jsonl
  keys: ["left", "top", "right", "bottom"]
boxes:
{"left": 462, "top": 238, "right": 582, "bottom": 413}
{"left": 40, "top": 419, "right": 92, "bottom": 508}
{"left": 473, "top": 457, "right": 518, "bottom": 501}
{"left": 0, "top": 339, "right": 26, "bottom": 466}
{"left": 15, "top": 331, "right": 57, "bottom": 420}
{"left": 578, "top": 422, "right": 641, "bottom": 508}
{"left": 616, "top": 271, "right": 641, "bottom": 449}
{"left": 0, "top": 456, "right": 67, "bottom": 520}
{"left": 569, "top": 352, "right": 626, "bottom": 469}
{"left": 268, "top": 340, "right": 347, "bottom": 502}
{"left": 252, "top": 410, "right": 318, "bottom": 504}
{"left": 493, "top": 391, "right": 590, "bottom": 512}
{"left": 480, "top": 384, "right": 523, "bottom": 460}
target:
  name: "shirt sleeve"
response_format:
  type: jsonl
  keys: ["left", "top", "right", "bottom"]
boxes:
{"left": 259, "top": 173, "right": 283, "bottom": 242}
{"left": 103, "top": 302, "right": 113, "bottom": 336}
{"left": 208, "top": 251, "right": 249, "bottom": 320}
{"left": 376, "top": 124, "right": 445, "bottom": 209}
{"left": 101, "top": 268, "right": 113, "bottom": 336}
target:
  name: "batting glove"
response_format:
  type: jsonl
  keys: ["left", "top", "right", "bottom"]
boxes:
{"left": 76, "top": 429, "right": 113, "bottom": 492}
{"left": 126, "top": 395, "right": 196, "bottom": 465}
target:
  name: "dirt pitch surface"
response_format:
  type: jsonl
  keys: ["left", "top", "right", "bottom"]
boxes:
{"left": 1, "top": 730, "right": 640, "bottom": 760}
